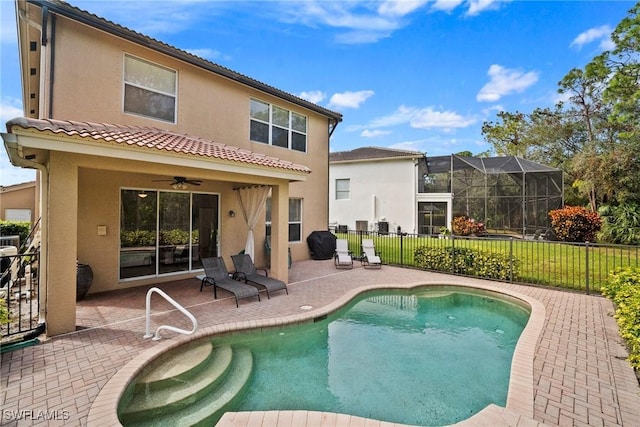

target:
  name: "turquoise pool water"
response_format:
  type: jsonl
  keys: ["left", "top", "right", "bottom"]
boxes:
{"left": 215, "top": 287, "right": 530, "bottom": 426}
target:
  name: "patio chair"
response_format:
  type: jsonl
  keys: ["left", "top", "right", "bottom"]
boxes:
{"left": 334, "top": 239, "right": 353, "bottom": 269}
{"left": 231, "top": 254, "right": 288, "bottom": 299}
{"left": 198, "top": 257, "right": 260, "bottom": 307}
{"left": 361, "top": 239, "right": 382, "bottom": 269}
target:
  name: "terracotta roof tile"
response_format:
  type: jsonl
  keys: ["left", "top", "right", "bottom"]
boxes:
{"left": 6, "top": 117, "right": 310, "bottom": 174}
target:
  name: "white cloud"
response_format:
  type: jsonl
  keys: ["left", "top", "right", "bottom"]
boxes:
{"left": 185, "top": 48, "right": 229, "bottom": 62}
{"left": 366, "top": 105, "right": 475, "bottom": 131}
{"left": 378, "top": 0, "right": 430, "bottom": 17}
{"left": 328, "top": 90, "right": 375, "bottom": 109}
{"left": 570, "top": 25, "right": 613, "bottom": 49}
{"left": 466, "top": 0, "right": 505, "bottom": 16}
{"left": 411, "top": 107, "right": 476, "bottom": 129}
{"left": 299, "top": 91, "right": 327, "bottom": 104}
{"left": 73, "top": 0, "right": 228, "bottom": 36}
{"left": 280, "top": 0, "right": 428, "bottom": 44}
{"left": 0, "top": 97, "right": 24, "bottom": 131}
{"left": 476, "top": 64, "right": 539, "bottom": 102}
{"left": 431, "top": 0, "right": 465, "bottom": 13}
{"left": 361, "top": 129, "right": 392, "bottom": 138}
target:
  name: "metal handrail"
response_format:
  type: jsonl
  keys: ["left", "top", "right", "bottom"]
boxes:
{"left": 144, "top": 287, "right": 198, "bottom": 341}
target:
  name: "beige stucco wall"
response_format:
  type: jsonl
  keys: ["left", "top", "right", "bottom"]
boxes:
{"left": 0, "top": 181, "right": 37, "bottom": 222}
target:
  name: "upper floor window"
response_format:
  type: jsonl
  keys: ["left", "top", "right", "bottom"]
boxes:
{"left": 250, "top": 99, "right": 307, "bottom": 152}
{"left": 335, "top": 179, "right": 350, "bottom": 200}
{"left": 124, "top": 55, "right": 177, "bottom": 123}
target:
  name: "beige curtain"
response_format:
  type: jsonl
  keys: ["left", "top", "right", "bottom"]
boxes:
{"left": 236, "top": 185, "right": 270, "bottom": 260}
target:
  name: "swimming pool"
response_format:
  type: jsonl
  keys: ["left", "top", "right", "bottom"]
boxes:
{"left": 118, "top": 286, "right": 530, "bottom": 426}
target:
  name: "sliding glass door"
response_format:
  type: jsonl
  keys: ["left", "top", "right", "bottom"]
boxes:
{"left": 120, "top": 190, "right": 219, "bottom": 280}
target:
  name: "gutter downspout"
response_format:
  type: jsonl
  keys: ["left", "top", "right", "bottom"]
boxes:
{"left": 2, "top": 134, "right": 49, "bottom": 326}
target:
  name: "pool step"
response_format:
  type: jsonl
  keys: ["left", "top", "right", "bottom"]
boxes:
{"left": 119, "top": 346, "right": 253, "bottom": 425}
{"left": 121, "top": 347, "right": 254, "bottom": 426}
{"left": 135, "top": 340, "right": 216, "bottom": 391}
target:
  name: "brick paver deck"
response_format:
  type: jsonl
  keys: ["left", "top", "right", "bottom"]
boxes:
{"left": 1, "top": 260, "right": 639, "bottom": 426}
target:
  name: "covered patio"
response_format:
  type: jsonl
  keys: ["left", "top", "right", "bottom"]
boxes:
{"left": 3, "top": 118, "right": 300, "bottom": 337}
{"left": 1, "top": 260, "right": 639, "bottom": 426}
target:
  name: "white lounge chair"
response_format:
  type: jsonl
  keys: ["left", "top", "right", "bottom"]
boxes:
{"left": 361, "top": 239, "right": 382, "bottom": 269}
{"left": 334, "top": 239, "right": 353, "bottom": 269}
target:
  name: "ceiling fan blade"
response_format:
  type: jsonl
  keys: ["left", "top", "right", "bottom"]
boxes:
{"left": 185, "top": 180, "right": 202, "bottom": 185}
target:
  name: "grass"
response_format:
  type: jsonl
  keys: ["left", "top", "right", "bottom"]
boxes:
{"left": 338, "top": 233, "right": 640, "bottom": 292}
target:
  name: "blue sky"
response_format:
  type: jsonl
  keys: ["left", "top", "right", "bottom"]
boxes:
{"left": 0, "top": 0, "right": 635, "bottom": 185}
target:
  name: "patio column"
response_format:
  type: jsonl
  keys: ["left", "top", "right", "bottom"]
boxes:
{"left": 270, "top": 182, "right": 289, "bottom": 283}
{"left": 45, "top": 153, "right": 78, "bottom": 336}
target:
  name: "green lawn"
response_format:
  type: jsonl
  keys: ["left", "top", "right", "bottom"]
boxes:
{"left": 336, "top": 233, "right": 640, "bottom": 292}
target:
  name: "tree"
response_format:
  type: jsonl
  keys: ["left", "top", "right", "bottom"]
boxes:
{"left": 481, "top": 111, "right": 531, "bottom": 157}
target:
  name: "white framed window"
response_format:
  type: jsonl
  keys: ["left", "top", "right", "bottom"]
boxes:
{"left": 123, "top": 54, "right": 177, "bottom": 123}
{"left": 288, "top": 198, "right": 302, "bottom": 242}
{"left": 250, "top": 99, "right": 307, "bottom": 152}
{"left": 265, "top": 198, "right": 303, "bottom": 242}
{"left": 336, "top": 179, "right": 350, "bottom": 200}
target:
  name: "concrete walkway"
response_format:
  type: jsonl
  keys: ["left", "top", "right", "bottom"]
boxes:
{"left": 1, "top": 260, "right": 639, "bottom": 426}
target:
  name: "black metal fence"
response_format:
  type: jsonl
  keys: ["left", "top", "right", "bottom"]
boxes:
{"left": 1, "top": 252, "right": 42, "bottom": 340}
{"left": 335, "top": 229, "right": 640, "bottom": 294}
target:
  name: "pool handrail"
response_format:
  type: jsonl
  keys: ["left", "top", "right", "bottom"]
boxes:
{"left": 144, "top": 287, "right": 198, "bottom": 341}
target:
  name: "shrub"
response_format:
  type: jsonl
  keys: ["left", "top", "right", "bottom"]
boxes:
{"left": 414, "top": 246, "right": 518, "bottom": 280}
{"left": 601, "top": 268, "right": 640, "bottom": 370}
{"left": 549, "top": 206, "right": 601, "bottom": 242}
{"left": 0, "top": 298, "right": 9, "bottom": 325}
{"left": 451, "top": 216, "right": 486, "bottom": 236}
{"left": 0, "top": 221, "right": 32, "bottom": 247}
{"left": 120, "top": 229, "right": 199, "bottom": 247}
{"left": 120, "top": 230, "right": 156, "bottom": 247}
{"left": 598, "top": 203, "right": 640, "bottom": 245}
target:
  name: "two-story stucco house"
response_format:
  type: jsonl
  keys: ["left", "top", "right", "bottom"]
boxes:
{"left": 329, "top": 147, "right": 436, "bottom": 234}
{"left": 329, "top": 148, "right": 563, "bottom": 237}
{"left": 1, "top": 0, "right": 342, "bottom": 336}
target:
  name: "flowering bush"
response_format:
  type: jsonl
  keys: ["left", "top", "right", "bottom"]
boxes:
{"left": 451, "top": 216, "right": 486, "bottom": 236}
{"left": 549, "top": 206, "right": 601, "bottom": 242}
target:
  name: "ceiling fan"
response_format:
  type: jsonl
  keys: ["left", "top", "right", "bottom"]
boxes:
{"left": 153, "top": 176, "right": 203, "bottom": 189}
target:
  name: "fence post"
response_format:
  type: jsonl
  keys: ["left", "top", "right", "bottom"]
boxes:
{"left": 399, "top": 232, "right": 404, "bottom": 266}
{"left": 585, "top": 241, "right": 590, "bottom": 295}
{"left": 509, "top": 238, "right": 514, "bottom": 282}
{"left": 451, "top": 234, "right": 455, "bottom": 274}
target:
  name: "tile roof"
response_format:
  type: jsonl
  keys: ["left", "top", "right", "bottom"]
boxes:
{"left": 329, "top": 146, "right": 424, "bottom": 162}
{"left": 6, "top": 117, "right": 311, "bottom": 174}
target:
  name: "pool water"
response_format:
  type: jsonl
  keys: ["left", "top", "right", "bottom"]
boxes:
{"left": 216, "top": 287, "right": 530, "bottom": 426}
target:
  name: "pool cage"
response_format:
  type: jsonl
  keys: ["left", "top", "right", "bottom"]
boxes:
{"left": 420, "top": 155, "right": 563, "bottom": 236}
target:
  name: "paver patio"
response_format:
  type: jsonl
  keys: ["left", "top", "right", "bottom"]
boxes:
{"left": 1, "top": 260, "right": 639, "bottom": 426}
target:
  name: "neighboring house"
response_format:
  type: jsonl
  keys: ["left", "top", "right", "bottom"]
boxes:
{"left": 0, "top": 180, "right": 38, "bottom": 223}
{"left": 1, "top": 0, "right": 341, "bottom": 336}
{"left": 329, "top": 147, "right": 429, "bottom": 234}
{"left": 330, "top": 149, "right": 563, "bottom": 236}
